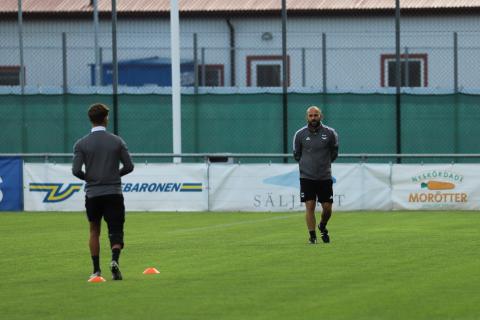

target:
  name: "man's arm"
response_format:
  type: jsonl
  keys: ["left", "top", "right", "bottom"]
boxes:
{"left": 119, "top": 138, "right": 134, "bottom": 176}
{"left": 330, "top": 129, "right": 339, "bottom": 162}
{"left": 293, "top": 130, "right": 302, "bottom": 162}
{"left": 72, "top": 141, "right": 86, "bottom": 180}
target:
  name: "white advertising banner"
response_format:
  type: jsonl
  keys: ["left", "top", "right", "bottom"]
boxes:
{"left": 24, "top": 163, "right": 480, "bottom": 212}
{"left": 24, "top": 163, "right": 208, "bottom": 211}
{"left": 121, "top": 163, "right": 208, "bottom": 211}
{"left": 392, "top": 164, "right": 480, "bottom": 210}
{"left": 209, "top": 163, "right": 391, "bottom": 212}
{"left": 334, "top": 163, "right": 392, "bottom": 211}
{"left": 24, "top": 163, "right": 85, "bottom": 211}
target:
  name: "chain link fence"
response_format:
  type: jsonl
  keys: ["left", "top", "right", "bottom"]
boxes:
{"left": 1, "top": 93, "right": 479, "bottom": 164}
{"left": 1, "top": 30, "right": 479, "bottom": 92}
{"left": 1, "top": 26, "right": 480, "bottom": 162}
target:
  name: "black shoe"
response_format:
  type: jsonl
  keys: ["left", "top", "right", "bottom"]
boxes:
{"left": 110, "top": 261, "right": 123, "bottom": 280}
{"left": 318, "top": 225, "right": 330, "bottom": 243}
{"left": 308, "top": 237, "right": 317, "bottom": 244}
{"left": 321, "top": 232, "right": 330, "bottom": 243}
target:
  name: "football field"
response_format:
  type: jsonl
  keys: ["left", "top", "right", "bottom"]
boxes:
{"left": 0, "top": 211, "right": 479, "bottom": 320}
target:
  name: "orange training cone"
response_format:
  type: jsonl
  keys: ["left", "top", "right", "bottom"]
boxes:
{"left": 143, "top": 267, "right": 160, "bottom": 274}
{"left": 88, "top": 276, "right": 106, "bottom": 283}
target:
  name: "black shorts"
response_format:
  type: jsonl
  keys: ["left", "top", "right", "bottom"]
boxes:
{"left": 85, "top": 194, "right": 125, "bottom": 227}
{"left": 300, "top": 178, "right": 333, "bottom": 203}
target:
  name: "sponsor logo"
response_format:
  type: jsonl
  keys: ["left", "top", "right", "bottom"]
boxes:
{"left": 411, "top": 170, "right": 464, "bottom": 184}
{"left": 254, "top": 193, "right": 301, "bottom": 210}
{"left": 253, "top": 171, "right": 343, "bottom": 209}
{"left": 30, "top": 183, "right": 83, "bottom": 203}
{"left": 263, "top": 170, "right": 336, "bottom": 189}
{"left": 253, "top": 193, "right": 346, "bottom": 210}
{"left": 122, "top": 182, "right": 202, "bottom": 193}
{"left": 408, "top": 170, "right": 467, "bottom": 204}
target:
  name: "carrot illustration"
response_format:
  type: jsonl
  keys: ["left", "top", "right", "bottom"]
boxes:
{"left": 420, "top": 181, "right": 455, "bottom": 190}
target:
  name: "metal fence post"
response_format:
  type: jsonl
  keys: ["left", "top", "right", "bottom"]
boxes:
{"left": 17, "top": 0, "right": 27, "bottom": 152}
{"left": 193, "top": 33, "right": 198, "bottom": 93}
{"left": 62, "top": 32, "right": 69, "bottom": 152}
{"left": 99, "top": 47, "right": 103, "bottom": 85}
{"left": 322, "top": 33, "right": 327, "bottom": 93}
{"left": 453, "top": 32, "right": 458, "bottom": 93}
{"left": 201, "top": 47, "right": 206, "bottom": 86}
{"left": 17, "top": 0, "right": 25, "bottom": 94}
{"left": 281, "top": 0, "right": 288, "bottom": 161}
{"left": 93, "top": 0, "right": 101, "bottom": 86}
{"left": 395, "top": 0, "right": 402, "bottom": 163}
{"left": 302, "top": 47, "right": 306, "bottom": 87}
{"left": 453, "top": 32, "right": 459, "bottom": 154}
{"left": 193, "top": 33, "right": 199, "bottom": 153}
{"left": 111, "top": 0, "right": 119, "bottom": 135}
{"left": 404, "top": 46, "right": 409, "bottom": 87}
{"left": 62, "top": 32, "right": 68, "bottom": 93}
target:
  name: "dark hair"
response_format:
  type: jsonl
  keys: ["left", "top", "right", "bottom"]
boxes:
{"left": 88, "top": 103, "right": 109, "bottom": 125}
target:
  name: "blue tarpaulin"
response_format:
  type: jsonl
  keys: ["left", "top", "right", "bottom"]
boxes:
{"left": 0, "top": 157, "right": 23, "bottom": 211}
{"left": 90, "top": 56, "right": 195, "bottom": 86}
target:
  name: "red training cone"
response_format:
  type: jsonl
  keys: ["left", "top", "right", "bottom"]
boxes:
{"left": 143, "top": 267, "right": 160, "bottom": 274}
{"left": 88, "top": 276, "right": 106, "bottom": 283}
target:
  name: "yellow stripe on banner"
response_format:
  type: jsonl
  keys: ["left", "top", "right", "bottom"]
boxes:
{"left": 29, "top": 185, "right": 57, "bottom": 191}
{"left": 29, "top": 184, "right": 82, "bottom": 201}
{"left": 181, "top": 186, "right": 202, "bottom": 190}
{"left": 48, "top": 185, "right": 82, "bottom": 201}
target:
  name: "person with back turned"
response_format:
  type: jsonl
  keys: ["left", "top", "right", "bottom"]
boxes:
{"left": 293, "top": 106, "right": 339, "bottom": 244}
{"left": 72, "top": 103, "right": 134, "bottom": 280}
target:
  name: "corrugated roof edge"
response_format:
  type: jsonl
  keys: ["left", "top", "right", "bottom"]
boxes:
{"left": 1, "top": 7, "right": 480, "bottom": 19}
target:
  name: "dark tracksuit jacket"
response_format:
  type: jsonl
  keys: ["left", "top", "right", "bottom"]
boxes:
{"left": 293, "top": 123, "right": 339, "bottom": 181}
{"left": 72, "top": 128, "right": 134, "bottom": 198}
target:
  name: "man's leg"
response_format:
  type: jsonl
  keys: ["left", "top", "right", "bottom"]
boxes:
{"left": 104, "top": 195, "right": 125, "bottom": 280}
{"left": 107, "top": 219, "right": 124, "bottom": 280}
{"left": 111, "top": 243, "right": 122, "bottom": 265}
{"left": 89, "top": 221, "right": 101, "bottom": 275}
{"left": 319, "top": 202, "right": 332, "bottom": 243}
{"left": 108, "top": 220, "right": 124, "bottom": 280}
{"left": 86, "top": 195, "right": 102, "bottom": 276}
{"left": 305, "top": 200, "right": 317, "bottom": 243}
{"left": 301, "top": 179, "right": 318, "bottom": 244}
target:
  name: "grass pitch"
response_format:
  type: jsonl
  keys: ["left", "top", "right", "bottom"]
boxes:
{"left": 0, "top": 211, "right": 479, "bottom": 320}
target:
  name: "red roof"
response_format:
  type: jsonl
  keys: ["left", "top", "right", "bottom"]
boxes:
{"left": 2, "top": 0, "right": 479, "bottom": 14}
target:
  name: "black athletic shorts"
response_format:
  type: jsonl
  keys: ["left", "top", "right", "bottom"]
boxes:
{"left": 85, "top": 194, "right": 125, "bottom": 227}
{"left": 300, "top": 178, "right": 333, "bottom": 203}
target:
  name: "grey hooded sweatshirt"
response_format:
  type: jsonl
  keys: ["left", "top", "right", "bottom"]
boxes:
{"left": 293, "top": 123, "right": 339, "bottom": 181}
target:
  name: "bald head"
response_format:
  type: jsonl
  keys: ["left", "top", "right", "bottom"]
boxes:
{"left": 305, "top": 106, "right": 323, "bottom": 127}
{"left": 306, "top": 106, "right": 321, "bottom": 115}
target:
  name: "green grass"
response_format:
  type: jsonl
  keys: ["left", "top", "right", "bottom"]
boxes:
{"left": 0, "top": 211, "right": 479, "bottom": 320}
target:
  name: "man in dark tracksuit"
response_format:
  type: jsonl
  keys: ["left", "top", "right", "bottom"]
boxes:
{"left": 293, "top": 106, "right": 338, "bottom": 244}
{"left": 72, "top": 103, "right": 134, "bottom": 280}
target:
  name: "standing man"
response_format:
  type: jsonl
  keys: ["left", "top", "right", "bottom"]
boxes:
{"left": 293, "top": 106, "right": 338, "bottom": 244}
{"left": 72, "top": 103, "right": 134, "bottom": 280}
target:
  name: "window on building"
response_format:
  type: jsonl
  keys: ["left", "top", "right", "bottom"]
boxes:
{"left": 387, "top": 60, "right": 421, "bottom": 87}
{"left": 246, "top": 56, "right": 290, "bottom": 87}
{"left": 381, "top": 54, "right": 428, "bottom": 87}
{"left": 256, "top": 65, "right": 281, "bottom": 87}
{"left": 197, "top": 65, "right": 224, "bottom": 86}
{"left": 0, "top": 66, "right": 21, "bottom": 86}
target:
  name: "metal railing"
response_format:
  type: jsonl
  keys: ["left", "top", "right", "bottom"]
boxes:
{"left": 3, "top": 153, "right": 480, "bottom": 163}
